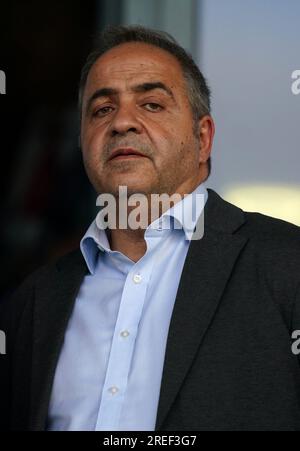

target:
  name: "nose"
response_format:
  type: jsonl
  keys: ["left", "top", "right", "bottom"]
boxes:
{"left": 109, "top": 103, "right": 142, "bottom": 137}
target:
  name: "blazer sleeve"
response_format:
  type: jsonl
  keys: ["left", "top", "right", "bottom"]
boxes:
{"left": 0, "top": 292, "right": 14, "bottom": 430}
{"left": 0, "top": 274, "right": 35, "bottom": 430}
{"left": 292, "top": 283, "right": 300, "bottom": 366}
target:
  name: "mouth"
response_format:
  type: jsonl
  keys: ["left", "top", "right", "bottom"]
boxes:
{"left": 108, "top": 147, "right": 147, "bottom": 161}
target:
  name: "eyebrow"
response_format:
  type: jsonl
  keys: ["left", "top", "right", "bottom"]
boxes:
{"left": 85, "top": 81, "right": 175, "bottom": 113}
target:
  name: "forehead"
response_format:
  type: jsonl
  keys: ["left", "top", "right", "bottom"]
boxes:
{"left": 84, "top": 42, "right": 186, "bottom": 93}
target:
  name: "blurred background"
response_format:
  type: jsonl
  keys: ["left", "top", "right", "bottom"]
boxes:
{"left": 0, "top": 0, "right": 299, "bottom": 299}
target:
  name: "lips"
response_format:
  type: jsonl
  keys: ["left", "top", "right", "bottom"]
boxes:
{"left": 109, "top": 147, "right": 146, "bottom": 160}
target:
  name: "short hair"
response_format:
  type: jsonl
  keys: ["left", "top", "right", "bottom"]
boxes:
{"left": 78, "top": 25, "right": 212, "bottom": 178}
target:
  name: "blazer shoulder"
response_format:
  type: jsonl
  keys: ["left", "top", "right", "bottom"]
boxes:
{"left": 206, "top": 188, "right": 300, "bottom": 248}
{"left": 0, "top": 248, "right": 83, "bottom": 324}
{"left": 243, "top": 210, "right": 300, "bottom": 244}
{"left": 241, "top": 211, "right": 300, "bottom": 293}
{"left": 206, "top": 189, "right": 300, "bottom": 296}
{"left": 15, "top": 247, "right": 83, "bottom": 289}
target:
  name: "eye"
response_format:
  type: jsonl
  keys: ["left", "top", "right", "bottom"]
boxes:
{"left": 93, "top": 106, "right": 114, "bottom": 116}
{"left": 143, "top": 102, "right": 163, "bottom": 112}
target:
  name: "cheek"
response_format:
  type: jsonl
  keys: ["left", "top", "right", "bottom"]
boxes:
{"left": 157, "top": 125, "right": 192, "bottom": 158}
{"left": 82, "top": 125, "right": 105, "bottom": 159}
{"left": 151, "top": 121, "right": 179, "bottom": 148}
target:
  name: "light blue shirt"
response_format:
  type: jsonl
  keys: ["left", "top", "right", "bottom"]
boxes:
{"left": 47, "top": 183, "right": 208, "bottom": 431}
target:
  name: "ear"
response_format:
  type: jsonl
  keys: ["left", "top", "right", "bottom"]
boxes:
{"left": 197, "top": 115, "right": 215, "bottom": 164}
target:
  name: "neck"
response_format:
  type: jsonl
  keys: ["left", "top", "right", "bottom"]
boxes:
{"left": 107, "top": 175, "right": 205, "bottom": 262}
{"left": 108, "top": 228, "right": 146, "bottom": 263}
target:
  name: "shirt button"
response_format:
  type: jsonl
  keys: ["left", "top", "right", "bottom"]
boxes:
{"left": 133, "top": 273, "right": 142, "bottom": 284}
{"left": 108, "top": 386, "right": 119, "bottom": 395}
{"left": 120, "top": 330, "right": 130, "bottom": 338}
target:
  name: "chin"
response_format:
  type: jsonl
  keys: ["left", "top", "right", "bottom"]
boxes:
{"left": 116, "top": 185, "right": 154, "bottom": 199}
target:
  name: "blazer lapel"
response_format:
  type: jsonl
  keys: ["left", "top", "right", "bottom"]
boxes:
{"left": 155, "top": 189, "right": 249, "bottom": 430}
{"left": 29, "top": 249, "right": 88, "bottom": 430}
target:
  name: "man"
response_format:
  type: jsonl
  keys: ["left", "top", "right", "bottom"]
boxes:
{"left": 1, "top": 25, "right": 300, "bottom": 431}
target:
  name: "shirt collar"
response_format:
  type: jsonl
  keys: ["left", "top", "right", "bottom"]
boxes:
{"left": 80, "top": 182, "right": 208, "bottom": 274}
{"left": 146, "top": 181, "right": 207, "bottom": 240}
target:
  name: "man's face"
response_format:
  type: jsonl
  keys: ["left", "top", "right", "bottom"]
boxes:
{"left": 80, "top": 42, "right": 209, "bottom": 198}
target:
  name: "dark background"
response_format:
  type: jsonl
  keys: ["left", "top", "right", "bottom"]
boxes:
{"left": 0, "top": 1, "right": 126, "bottom": 300}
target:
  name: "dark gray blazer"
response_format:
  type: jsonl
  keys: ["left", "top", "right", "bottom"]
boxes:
{"left": 1, "top": 188, "right": 300, "bottom": 431}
